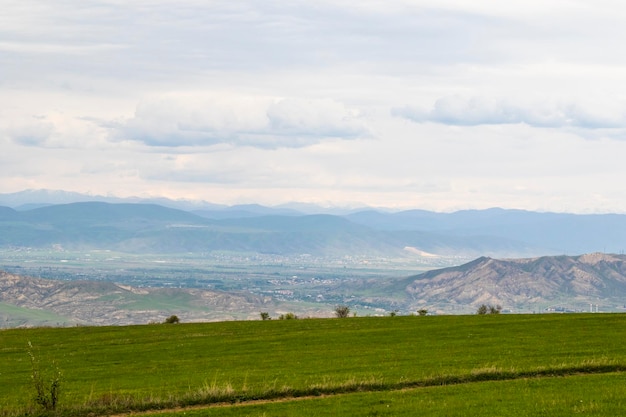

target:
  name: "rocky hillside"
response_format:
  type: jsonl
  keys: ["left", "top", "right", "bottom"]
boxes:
{"left": 0, "top": 271, "right": 287, "bottom": 327}
{"left": 406, "top": 253, "right": 626, "bottom": 313}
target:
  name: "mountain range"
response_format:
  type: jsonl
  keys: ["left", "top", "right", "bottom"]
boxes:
{"left": 4, "top": 190, "right": 626, "bottom": 326}
{"left": 1, "top": 192, "right": 626, "bottom": 256}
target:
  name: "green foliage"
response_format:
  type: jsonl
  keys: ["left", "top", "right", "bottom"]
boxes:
{"left": 334, "top": 305, "right": 350, "bottom": 318}
{"left": 476, "top": 304, "right": 502, "bottom": 315}
{"left": 417, "top": 309, "right": 428, "bottom": 316}
{"left": 389, "top": 310, "right": 399, "bottom": 317}
{"left": 278, "top": 312, "right": 298, "bottom": 320}
{"left": 164, "top": 315, "right": 180, "bottom": 324}
{"left": 490, "top": 305, "right": 502, "bottom": 314}
{"left": 260, "top": 312, "right": 271, "bottom": 320}
{"left": 166, "top": 373, "right": 626, "bottom": 417}
{"left": 27, "top": 341, "right": 62, "bottom": 412}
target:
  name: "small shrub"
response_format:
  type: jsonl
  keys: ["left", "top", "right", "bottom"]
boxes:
{"left": 477, "top": 304, "right": 502, "bottom": 315}
{"left": 164, "top": 315, "right": 180, "bottom": 324}
{"left": 27, "top": 341, "right": 62, "bottom": 412}
{"left": 389, "top": 310, "right": 399, "bottom": 317}
{"left": 334, "top": 305, "right": 350, "bottom": 318}
{"left": 260, "top": 312, "right": 271, "bottom": 320}
{"left": 489, "top": 305, "right": 503, "bottom": 314}
{"left": 417, "top": 309, "right": 428, "bottom": 316}
{"left": 278, "top": 312, "right": 298, "bottom": 320}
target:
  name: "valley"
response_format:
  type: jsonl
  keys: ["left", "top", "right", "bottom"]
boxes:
{"left": 4, "top": 198, "right": 626, "bottom": 326}
{"left": 0, "top": 248, "right": 463, "bottom": 327}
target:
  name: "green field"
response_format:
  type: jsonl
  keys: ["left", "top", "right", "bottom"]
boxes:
{"left": 1, "top": 314, "right": 626, "bottom": 416}
{"left": 155, "top": 373, "right": 626, "bottom": 417}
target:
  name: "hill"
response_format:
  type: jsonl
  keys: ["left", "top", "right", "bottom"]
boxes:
{"left": 0, "top": 270, "right": 291, "bottom": 327}
{"left": 6, "top": 252, "right": 626, "bottom": 326}
{"left": 405, "top": 252, "right": 626, "bottom": 313}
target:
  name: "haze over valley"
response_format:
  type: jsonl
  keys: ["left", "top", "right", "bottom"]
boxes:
{"left": 2, "top": 190, "right": 626, "bottom": 326}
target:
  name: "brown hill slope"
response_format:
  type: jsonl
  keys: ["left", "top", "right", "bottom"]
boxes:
{"left": 0, "top": 271, "right": 283, "bottom": 327}
{"left": 406, "top": 253, "right": 626, "bottom": 313}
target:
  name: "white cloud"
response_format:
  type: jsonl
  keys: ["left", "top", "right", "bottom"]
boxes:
{"left": 393, "top": 96, "right": 626, "bottom": 130}
{"left": 1, "top": 112, "right": 109, "bottom": 149}
{"left": 2, "top": 116, "right": 54, "bottom": 146}
{"left": 4, "top": 1, "right": 626, "bottom": 212}
{"left": 109, "top": 94, "right": 369, "bottom": 148}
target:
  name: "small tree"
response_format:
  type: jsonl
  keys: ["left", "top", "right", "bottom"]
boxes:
{"left": 164, "top": 315, "right": 180, "bottom": 324}
{"left": 489, "top": 304, "right": 502, "bottom": 314}
{"left": 477, "top": 304, "right": 502, "bottom": 315}
{"left": 279, "top": 312, "right": 297, "bottom": 320}
{"left": 389, "top": 310, "right": 399, "bottom": 317}
{"left": 260, "top": 312, "right": 271, "bottom": 320}
{"left": 417, "top": 308, "right": 428, "bottom": 316}
{"left": 334, "top": 305, "right": 350, "bottom": 318}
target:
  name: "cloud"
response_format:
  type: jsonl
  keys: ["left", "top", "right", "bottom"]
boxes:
{"left": 109, "top": 94, "right": 370, "bottom": 148}
{"left": 5, "top": 1, "right": 626, "bottom": 212}
{"left": 1, "top": 113, "right": 109, "bottom": 149}
{"left": 392, "top": 96, "right": 626, "bottom": 130}
{"left": 1, "top": 116, "right": 55, "bottom": 146}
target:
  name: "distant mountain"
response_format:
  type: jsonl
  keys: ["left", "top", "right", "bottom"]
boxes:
{"left": 0, "top": 189, "right": 362, "bottom": 215}
{"left": 405, "top": 253, "right": 626, "bottom": 313}
{"left": 7, "top": 189, "right": 626, "bottom": 256}
{"left": 345, "top": 208, "right": 626, "bottom": 254}
{"left": 0, "top": 202, "right": 223, "bottom": 251}
{"left": 192, "top": 204, "right": 303, "bottom": 219}
{"left": 0, "top": 189, "right": 227, "bottom": 212}
{"left": 0, "top": 189, "right": 103, "bottom": 208}
{"left": 3, "top": 199, "right": 626, "bottom": 257}
{"left": 0, "top": 202, "right": 543, "bottom": 256}
{"left": 20, "top": 201, "right": 207, "bottom": 224}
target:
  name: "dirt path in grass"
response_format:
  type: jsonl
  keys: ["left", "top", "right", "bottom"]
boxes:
{"left": 108, "top": 394, "right": 333, "bottom": 417}
{"left": 107, "top": 365, "right": 626, "bottom": 417}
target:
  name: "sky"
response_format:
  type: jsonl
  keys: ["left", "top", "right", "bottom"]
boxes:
{"left": 3, "top": 0, "right": 626, "bottom": 213}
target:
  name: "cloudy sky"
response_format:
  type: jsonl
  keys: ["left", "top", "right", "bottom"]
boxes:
{"left": 3, "top": 0, "right": 626, "bottom": 212}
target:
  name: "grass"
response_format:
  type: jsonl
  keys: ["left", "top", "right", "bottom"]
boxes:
{"left": 151, "top": 373, "right": 626, "bottom": 417}
{"left": 0, "top": 303, "right": 73, "bottom": 328}
{"left": 1, "top": 314, "right": 626, "bottom": 415}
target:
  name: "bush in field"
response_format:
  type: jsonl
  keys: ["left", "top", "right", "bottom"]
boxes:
{"left": 164, "top": 315, "right": 180, "bottom": 324}
{"left": 417, "top": 309, "right": 428, "bottom": 316}
{"left": 278, "top": 312, "right": 298, "bottom": 320}
{"left": 490, "top": 305, "right": 503, "bottom": 314}
{"left": 477, "top": 304, "right": 502, "bottom": 315}
{"left": 334, "top": 305, "right": 350, "bottom": 318}
{"left": 260, "top": 312, "right": 271, "bottom": 320}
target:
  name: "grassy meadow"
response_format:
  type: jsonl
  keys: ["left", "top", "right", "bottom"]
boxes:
{"left": 1, "top": 313, "right": 626, "bottom": 416}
